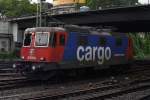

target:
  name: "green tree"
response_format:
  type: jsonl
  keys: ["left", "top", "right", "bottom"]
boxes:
{"left": 128, "top": 33, "right": 150, "bottom": 59}
{"left": 0, "top": 0, "right": 36, "bottom": 17}
{"left": 86, "top": 0, "right": 138, "bottom": 10}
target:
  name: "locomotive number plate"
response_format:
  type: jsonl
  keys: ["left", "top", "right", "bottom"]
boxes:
{"left": 27, "top": 56, "right": 36, "bottom": 60}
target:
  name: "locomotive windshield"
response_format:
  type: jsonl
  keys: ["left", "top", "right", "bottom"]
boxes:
{"left": 35, "top": 32, "right": 49, "bottom": 47}
{"left": 23, "top": 33, "right": 32, "bottom": 46}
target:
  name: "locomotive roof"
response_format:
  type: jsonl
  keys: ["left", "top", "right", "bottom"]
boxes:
{"left": 65, "top": 25, "right": 91, "bottom": 34}
{"left": 25, "top": 27, "right": 66, "bottom": 33}
{"left": 24, "top": 26, "right": 127, "bottom": 37}
{"left": 65, "top": 25, "right": 127, "bottom": 36}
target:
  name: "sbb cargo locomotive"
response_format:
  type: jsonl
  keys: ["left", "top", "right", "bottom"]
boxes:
{"left": 13, "top": 26, "right": 133, "bottom": 78}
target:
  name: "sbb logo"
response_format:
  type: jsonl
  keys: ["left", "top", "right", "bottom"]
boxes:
{"left": 77, "top": 46, "right": 112, "bottom": 64}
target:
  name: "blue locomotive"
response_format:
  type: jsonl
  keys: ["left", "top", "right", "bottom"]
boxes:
{"left": 13, "top": 25, "right": 133, "bottom": 78}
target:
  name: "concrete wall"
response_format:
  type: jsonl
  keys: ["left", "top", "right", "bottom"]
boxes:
{"left": 0, "top": 38, "right": 9, "bottom": 52}
{"left": 0, "top": 21, "right": 14, "bottom": 53}
{"left": 0, "top": 21, "right": 9, "bottom": 34}
{"left": 11, "top": 23, "right": 18, "bottom": 42}
{"left": 18, "top": 30, "right": 24, "bottom": 43}
{"left": 9, "top": 22, "right": 24, "bottom": 43}
{"left": 0, "top": 35, "right": 13, "bottom": 52}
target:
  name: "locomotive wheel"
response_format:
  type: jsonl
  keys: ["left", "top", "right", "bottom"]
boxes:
{"left": 25, "top": 70, "right": 58, "bottom": 80}
{"left": 27, "top": 70, "right": 63, "bottom": 81}
{"left": 39, "top": 71, "right": 58, "bottom": 80}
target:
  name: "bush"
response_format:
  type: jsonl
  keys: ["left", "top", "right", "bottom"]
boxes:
{"left": 0, "top": 52, "right": 18, "bottom": 59}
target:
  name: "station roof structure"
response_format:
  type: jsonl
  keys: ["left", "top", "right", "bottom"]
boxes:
{"left": 9, "top": 5, "right": 150, "bottom": 32}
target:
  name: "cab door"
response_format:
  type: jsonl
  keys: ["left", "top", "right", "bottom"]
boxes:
{"left": 55, "top": 32, "right": 67, "bottom": 62}
{"left": 50, "top": 32, "right": 67, "bottom": 62}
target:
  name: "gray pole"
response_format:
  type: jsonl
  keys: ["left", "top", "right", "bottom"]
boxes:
{"left": 36, "top": 0, "right": 39, "bottom": 27}
{"left": 39, "top": 0, "right": 42, "bottom": 27}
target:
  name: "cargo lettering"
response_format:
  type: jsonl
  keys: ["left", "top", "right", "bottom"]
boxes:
{"left": 77, "top": 46, "right": 111, "bottom": 64}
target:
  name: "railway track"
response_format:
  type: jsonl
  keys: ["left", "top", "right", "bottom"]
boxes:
{"left": 0, "top": 76, "right": 29, "bottom": 91}
{"left": 140, "top": 95, "right": 150, "bottom": 100}
{"left": 0, "top": 64, "right": 30, "bottom": 91}
{"left": 1, "top": 73, "right": 150, "bottom": 100}
{"left": 0, "top": 60, "right": 149, "bottom": 100}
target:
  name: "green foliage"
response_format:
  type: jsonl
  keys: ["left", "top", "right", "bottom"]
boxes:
{"left": 0, "top": 0, "right": 36, "bottom": 17}
{"left": 0, "top": 52, "right": 18, "bottom": 59}
{"left": 128, "top": 33, "right": 150, "bottom": 59}
{"left": 86, "top": 0, "right": 138, "bottom": 10}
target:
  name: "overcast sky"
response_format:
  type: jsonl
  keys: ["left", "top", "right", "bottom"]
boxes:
{"left": 32, "top": 0, "right": 149, "bottom": 4}
{"left": 32, "top": 0, "right": 53, "bottom": 3}
{"left": 139, "top": 0, "right": 150, "bottom": 4}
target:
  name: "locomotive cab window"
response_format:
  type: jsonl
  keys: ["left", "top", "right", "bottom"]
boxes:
{"left": 24, "top": 33, "right": 32, "bottom": 46}
{"left": 59, "top": 34, "right": 65, "bottom": 46}
{"left": 116, "top": 37, "right": 122, "bottom": 46}
{"left": 35, "top": 32, "right": 49, "bottom": 47}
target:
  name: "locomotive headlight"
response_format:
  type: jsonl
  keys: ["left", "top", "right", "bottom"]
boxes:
{"left": 32, "top": 66, "right": 36, "bottom": 71}
{"left": 12, "top": 64, "right": 16, "bottom": 68}
{"left": 40, "top": 57, "right": 45, "bottom": 61}
{"left": 21, "top": 56, "right": 25, "bottom": 59}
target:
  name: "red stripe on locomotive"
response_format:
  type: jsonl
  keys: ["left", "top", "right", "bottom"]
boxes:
{"left": 126, "top": 37, "right": 133, "bottom": 60}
